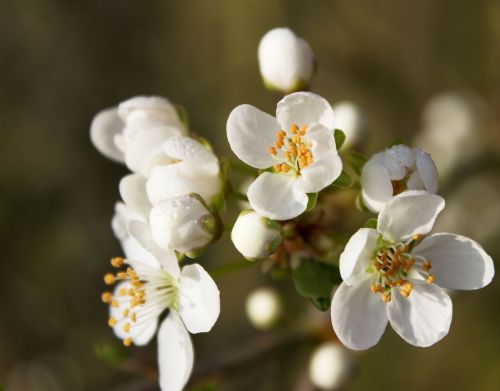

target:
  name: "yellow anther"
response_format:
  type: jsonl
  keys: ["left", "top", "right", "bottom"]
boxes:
{"left": 111, "top": 257, "right": 124, "bottom": 268}
{"left": 370, "top": 284, "right": 378, "bottom": 293}
{"left": 381, "top": 293, "right": 392, "bottom": 303}
{"left": 292, "top": 135, "right": 300, "bottom": 144}
{"left": 284, "top": 151, "right": 292, "bottom": 161}
{"left": 119, "top": 287, "right": 127, "bottom": 296}
{"left": 412, "top": 234, "right": 423, "bottom": 241}
{"left": 277, "top": 130, "right": 286, "bottom": 138}
{"left": 104, "top": 273, "right": 115, "bottom": 285}
{"left": 422, "top": 260, "right": 432, "bottom": 272}
{"left": 128, "top": 288, "right": 135, "bottom": 296}
{"left": 122, "top": 308, "right": 130, "bottom": 317}
{"left": 123, "top": 323, "right": 131, "bottom": 333}
{"left": 281, "top": 163, "right": 290, "bottom": 173}
{"left": 101, "top": 292, "right": 112, "bottom": 304}
{"left": 290, "top": 124, "right": 299, "bottom": 133}
{"left": 117, "top": 271, "right": 127, "bottom": 280}
{"left": 400, "top": 289, "right": 410, "bottom": 298}
{"left": 111, "top": 300, "right": 119, "bottom": 308}
{"left": 274, "top": 140, "right": 284, "bottom": 149}
{"left": 426, "top": 274, "right": 435, "bottom": 284}
{"left": 131, "top": 312, "right": 137, "bottom": 323}
{"left": 131, "top": 280, "right": 143, "bottom": 288}
{"left": 299, "top": 143, "right": 307, "bottom": 152}
{"left": 123, "top": 337, "right": 133, "bottom": 347}
{"left": 403, "top": 282, "right": 413, "bottom": 293}
{"left": 267, "top": 146, "right": 277, "bottom": 156}
{"left": 273, "top": 164, "right": 281, "bottom": 172}
{"left": 108, "top": 317, "right": 117, "bottom": 327}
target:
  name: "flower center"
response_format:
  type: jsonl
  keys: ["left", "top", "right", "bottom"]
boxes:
{"left": 367, "top": 235, "right": 435, "bottom": 303}
{"left": 391, "top": 168, "right": 415, "bottom": 196}
{"left": 266, "top": 123, "right": 313, "bottom": 176}
{"left": 101, "top": 257, "right": 178, "bottom": 346}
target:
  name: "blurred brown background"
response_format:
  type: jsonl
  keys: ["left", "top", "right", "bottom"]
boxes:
{"left": 1, "top": 0, "right": 499, "bottom": 390}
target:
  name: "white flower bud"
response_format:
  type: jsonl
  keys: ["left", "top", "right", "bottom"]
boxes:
{"left": 361, "top": 145, "right": 438, "bottom": 213}
{"left": 333, "top": 101, "right": 366, "bottom": 150}
{"left": 149, "top": 194, "right": 219, "bottom": 254}
{"left": 245, "top": 287, "right": 282, "bottom": 329}
{"left": 231, "top": 211, "right": 283, "bottom": 260}
{"left": 308, "top": 342, "right": 353, "bottom": 390}
{"left": 258, "top": 28, "right": 315, "bottom": 93}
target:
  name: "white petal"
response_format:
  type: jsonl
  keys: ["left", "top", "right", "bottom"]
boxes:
{"left": 415, "top": 149, "right": 438, "bottom": 194}
{"left": 387, "top": 283, "right": 452, "bottom": 347}
{"left": 377, "top": 191, "right": 445, "bottom": 242}
{"left": 178, "top": 264, "right": 220, "bottom": 334}
{"left": 360, "top": 157, "right": 393, "bottom": 213}
{"left": 247, "top": 172, "right": 308, "bottom": 220}
{"left": 128, "top": 220, "right": 180, "bottom": 278}
{"left": 90, "top": 108, "right": 125, "bottom": 163}
{"left": 146, "top": 162, "right": 222, "bottom": 206}
{"left": 330, "top": 281, "right": 388, "bottom": 350}
{"left": 226, "top": 104, "right": 280, "bottom": 169}
{"left": 124, "top": 126, "right": 179, "bottom": 176}
{"left": 276, "top": 92, "right": 334, "bottom": 131}
{"left": 162, "top": 136, "right": 219, "bottom": 176}
{"left": 119, "top": 174, "right": 151, "bottom": 218}
{"left": 406, "top": 170, "right": 425, "bottom": 190}
{"left": 110, "top": 281, "right": 159, "bottom": 346}
{"left": 158, "top": 312, "right": 194, "bottom": 391}
{"left": 339, "top": 229, "right": 379, "bottom": 286}
{"left": 118, "top": 96, "right": 178, "bottom": 121}
{"left": 413, "top": 233, "right": 494, "bottom": 290}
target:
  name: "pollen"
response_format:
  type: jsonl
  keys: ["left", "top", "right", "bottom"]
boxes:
{"left": 108, "top": 317, "right": 117, "bottom": 327}
{"left": 426, "top": 274, "right": 435, "bottom": 284}
{"left": 111, "top": 257, "right": 124, "bottom": 268}
{"left": 104, "top": 273, "right": 115, "bottom": 285}
{"left": 123, "top": 323, "right": 131, "bottom": 333}
{"left": 101, "top": 292, "right": 112, "bottom": 303}
{"left": 123, "top": 337, "right": 133, "bottom": 347}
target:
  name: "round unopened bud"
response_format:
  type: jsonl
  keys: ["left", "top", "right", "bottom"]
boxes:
{"left": 333, "top": 101, "right": 366, "bottom": 150}
{"left": 231, "top": 210, "right": 283, "bottom": 260}
{"left": 245, "top": 287, "right": 282, "bottom": 330}
{"left": 308, "top": 342, "right": 353, "bottom": 390}
{"left": 258, "top": 27, "right": 315, "bottom": 93}
{"left": 149, "top": 194, "right": 219, "bottom": 254}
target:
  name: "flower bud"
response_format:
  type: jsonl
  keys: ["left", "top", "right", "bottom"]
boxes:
{"left": 149, "top": 194, "right": 219, "bottom": 254}
{"left": 333, "top": 101, "right": 366, "bottom": 150}
{"left": 245, "top": 287, "right": 282, "bottom": 329}
{"left": 258, "top": 28, "right": 315, "bottom": 93}
{"left": 308, "top": 342, "right": 353, "bottom": 390}
{"left": 231, "top": 211, "right": 283, "bottom": 260}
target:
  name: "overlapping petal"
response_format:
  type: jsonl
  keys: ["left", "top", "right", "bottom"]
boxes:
{"left": 276, "top": 92, "right": 334, "bottom": 131}
{"left": 90, "top": 108, "right": 125, "bottom": 163}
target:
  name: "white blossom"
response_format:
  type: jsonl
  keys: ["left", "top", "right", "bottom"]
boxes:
{"left": 332, "top": 101, "right": 366, "bottom": 150}
{"left": 231, "top": 210, "right": 283, "bottom": 260}
{"left": 90, "top": 96, "right": 187, "bottom": 176}
{"left": 258, "top": 27, "right": 315, "bottom": 93}
{"left": 227, "top": 92, "right": 342, "bottom": 220}
{"left": 150, "top": 194, "right": 219, "bottom": 255}
{"left": 245, "top": 287, "right": 282, "bottom": 329}
{"left": 308, "top": 342, "right": 353, "bottom": 390}
{"left": 103, "top": 221, "right": 220, "bottom": 391}
{"left": 331, "top": 191, "right": 494, "bottom": 350}
{"left": 361, "top": 144, "right": 438, "bottom": 213}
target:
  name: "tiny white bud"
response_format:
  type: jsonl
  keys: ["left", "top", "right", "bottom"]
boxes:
{"left": 258, "top": 27, "right": 315, "bottom": 93}
{"left": 231, "top": 211, "right": 283, "bottom": 260}
{"left": 149, "top": 194, "right": 218, "bottom": 254}
{"left": 308, "top": 342, "right": 353, "bottom": 390}
{"left": 245, "top": 287, "right": 282, "bottom": 330}
{"left": 333, "top": 101, "right": 366, "bottom": 150}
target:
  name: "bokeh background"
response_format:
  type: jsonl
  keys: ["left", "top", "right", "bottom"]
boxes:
{"left": 1, "top": 0, "right": 500, "bottom": 390}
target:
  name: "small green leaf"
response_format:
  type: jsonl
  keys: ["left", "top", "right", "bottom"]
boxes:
{"left": 334, "top": 129, "right": 346, "bottom": 149}
{"left": 389, "top": 139, "right": 406, "bottom": 147}
{"left": 306, "top": 192, "right": 318, "bottom": 211}
{"left": 364, "top": 217, "right": 378, "bottom": 229}
{"left": 330, "top": 170, "right": 353, "bottom": 188}
{"left": 292, "top": 259, "right": 341, "bottom": 299}
{"left": 309, "top": 297, "right": 331, "bottom": 311}
{"left": 348, "top": 151, "right": 367, "bottom": 177}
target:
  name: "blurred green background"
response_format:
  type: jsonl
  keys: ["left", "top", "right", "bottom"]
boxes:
{"left": 1, "top": 0, "right": 499, "bottom": 390}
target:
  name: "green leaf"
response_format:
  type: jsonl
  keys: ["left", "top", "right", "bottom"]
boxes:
{"left": 309, "top": 297, "right": 331, "bottom": 311}
{"left": 334, "top": 129, "right": 346, "bottom": 149}
{"left": 348, "top": 151, "right": 367, "bottom": 177}
{"left": 364, "top": 217, "right": 378, "bottom": 229}
{"left": 306, "top": 192, "right": 318, "bottom": 211}
{"left": 330, "top": 170, "right": 353, "bottom": 188}
{"left": 292, "top": 259, "right": 341, "bottom": 299}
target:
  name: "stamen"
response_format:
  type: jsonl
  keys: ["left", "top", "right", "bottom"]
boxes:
{"left": 108, "top": 317, "right": 117, "bottom": 327}
{"left": 426, "top": 274, "right": 435, "bottom": 284}
{"left": 123, "top": 337, "right": 132, "bottom": 347}
{"left": 101, "top": 292, "right": 112, "bottom": 303}
{"left": 267, "top": 147, "right": 277, "bottom": 156}
{"left": 111, "top": 257, "right": 124, "bottom": 268}
{"left": 104, "top": 273, "right": 115, "bottom": 285}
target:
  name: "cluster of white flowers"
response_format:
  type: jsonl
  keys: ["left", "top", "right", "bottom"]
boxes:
{"left": 91, "top": 27, "right": 495, "bottom": 390}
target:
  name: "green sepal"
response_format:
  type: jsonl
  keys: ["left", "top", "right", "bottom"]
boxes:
{"left": 364, "top": 217, "right": 378, "bottom": 229}
{"left": 306, "top": 193, "right": 318, "bottom": 211}
{"left": 175, "top": 104, "right": 189, "bottom": 129}
{"left": 309, "top": 297, "right": 331, "bottom": 312}
{"left": 334, "top": 128, "right": 346, "bottom": 149}
{"left": 348, "top": 151, "right": 367, "bottom": 177}
{"left": 292, "top": 258, "right": 341, "bottom": 299}
{"left": 330, "top": 170, "right": 353, "bottom": 188}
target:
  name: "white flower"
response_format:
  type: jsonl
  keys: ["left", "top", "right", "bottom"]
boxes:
{"left": 147, "top": 136, "right": 223, "bottom": 207}
{"left": 308, "top": 342, "right": 353, "bottom": 390}
{"left": 361, "top": 144, "right": 438, "bottom": 213}
{"left": 150, "top": 194, "right": 219, "bottom": 255}
{"left": 245, "top": 287, "right": 283, "bottom": 329}
{"left": 331, "top": 190, "right": 494, "bottom": 350}
{"left": 258, "top": 27, "right": 315, "bottom": 93}
{"left": 332, "top": 101, "right": 366, "bottom": 150}
{"left": 90, "top": 96, "right": 187, "bottom": 176}
{"left": 102, "top": 221, "right": 220, "bottom": 391}
{"left": 227, "top": 92, "right": 343, "bottom": 220}
{"left": 231, "top": 211, "right": 283, "bottom": 260}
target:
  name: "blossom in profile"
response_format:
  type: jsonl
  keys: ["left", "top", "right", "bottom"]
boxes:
{"left": 361, "top": 144, "right": 438, "bottom": 212}
{"left": 258, "top": 27, "right": 315, "bottom": 93}
{"left": 227, "top": 92, "right": 342, "bottom": 220}
{"left": 331, "top": 191, "right": 494, "bottom": 349}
